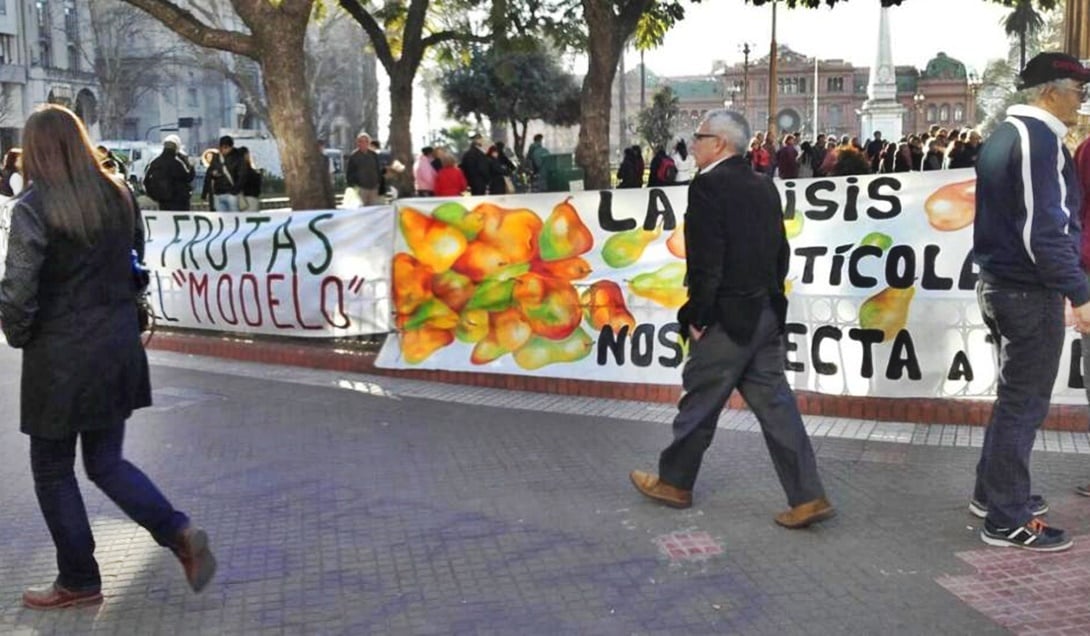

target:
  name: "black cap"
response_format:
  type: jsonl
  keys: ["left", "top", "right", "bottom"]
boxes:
{"left": 1018, "top": 52, "right": 1090, "bottom": 90}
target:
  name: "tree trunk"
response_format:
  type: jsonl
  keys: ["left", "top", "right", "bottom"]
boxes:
{"left": 575, "top": 21, "right": 621, "bottom": 191}
{"left": 388, "top": 68, "right": 416, "bottom": 196}
{"left": 511, "top": 118, "right": 528, "bottom": 163}
{"left": 575, "top": 0, "right": 650, "bottom": 191}
{"left": 257, "top": 18, "right": 333, "bottom": 210}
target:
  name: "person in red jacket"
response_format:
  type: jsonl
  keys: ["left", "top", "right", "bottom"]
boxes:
{"left": 433, "top": 148, "right": 467, "bottom": 197}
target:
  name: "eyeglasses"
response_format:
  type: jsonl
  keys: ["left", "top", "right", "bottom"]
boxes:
{"left": 1056, "top": 84, "right": 1090, "bottom": 100}
{"left": 692, "top": 133, "right": 719, "bottom": 142}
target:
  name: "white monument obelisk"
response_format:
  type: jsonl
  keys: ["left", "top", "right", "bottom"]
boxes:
{"left": 859, "top": 4, "right": 904, "bottom": 142}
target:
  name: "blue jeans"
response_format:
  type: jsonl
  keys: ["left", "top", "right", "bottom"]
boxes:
{"left": 972, "top": 281, "right": 1064, "bottom": 528}
{"left": 213, "top": 193, "right": 239, "bottom": 212}
{"left": 30, "top": 425, "right": 189, "bottom": 592}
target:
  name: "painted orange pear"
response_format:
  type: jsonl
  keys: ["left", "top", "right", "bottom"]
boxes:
{"left": 470, "top": 330, "right": 509, "bottom": 365}
{"left": 582, "top": 280, "right": 636, "bottom": 334}
{"left": 666, "top": 223, "right": 686, "bottom": 259}
{"left": 530, "top": 256, "right": 592, "bottom": 281}
{"left": 513, "top": 272, "right": 583, "bottom": 340}
{"left": 400, "top": 327, "right": 454, "bottom": 364}
{"left": 399, "top": 207, "right": 468, "bottom": 273}
{"left": 492, "top": 307, "right": 534, "bottom": 352}
{"left": 431, "top": 270, "right": 476, "bottom": 313}
{"left": 538, "top": 197, "right": 594, "bottom": 261}
{"left": 392, "top": 253, "right": 433, "bottom": 315}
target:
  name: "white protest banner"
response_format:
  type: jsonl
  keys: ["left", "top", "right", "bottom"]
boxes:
{"left": 144, "top": 206, "right": 393, "bottom": 337}
{"left": 374, "top": 172, "right": 1090, "bottom": 403}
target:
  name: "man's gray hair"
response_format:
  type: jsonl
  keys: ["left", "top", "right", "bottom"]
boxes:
{"left": 700, "top": 109, "right": 750, "bottom": 154}
{"left": 1022, "top": 78, "right": 1079, "bottom": 102}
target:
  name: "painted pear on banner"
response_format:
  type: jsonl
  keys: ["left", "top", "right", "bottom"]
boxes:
{"left": 470, "top": 330, "right": 509, "bottom": 365}
{"left": 431, "top": 269, "right": 476, "bottom": 313}
{"left": 530, "top": 256, "right": 592, "bottom": 281}
{"left": 629, "top": 262, "right": 688, "bottom": 308}
{"left": 666, "top": 223, "right": 686, "bottom": 259}
{"left": 602, "top": 223, "right": 662, "bottom": 269}
{"left": 859, "top": 286, "right": 915, "bottom": 342}
{"left": 538, "top": 197, "right": 594, "bottom": 261}
{"left": 492, "top": 307, "right": 534, "bottom": 352}
{"left": 400, "top": 297, "right": 459, "bottom": 331}
{"left": 512, "top": 272, "right": 583, "bottom": 340}
{"left": 400, "top": 327, "right": 454, "bottom": 364}
{"left": 399, "top": 207, "right": 467, "bottom": 273}
{"left": 432, "top": 201, "right": 485, "bottom": 240}
{"left": 392, "top": 253, "right": 433, "bottom": 316}
{"left": 455, "top": 308, "right": 490, "bottom": 344}
{"left": 512, "top": 327, "right": 594, "bottom": 370}
{"left": 581, "top": 280, "right": 636, "bottom": 334}
{"left": 452, "top": 204, "right": 543, "bottom": 281}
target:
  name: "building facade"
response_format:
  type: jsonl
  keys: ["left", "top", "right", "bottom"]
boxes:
{"left": 0, "top": 0, "right": 100, "bottom": 151}
{"left": 610, "top": 46, "right": 980, "bottom": 159}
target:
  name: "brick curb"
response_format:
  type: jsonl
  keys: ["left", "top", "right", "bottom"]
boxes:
{"left": 146, "top": 330, "right": 1090, "bottom": 431}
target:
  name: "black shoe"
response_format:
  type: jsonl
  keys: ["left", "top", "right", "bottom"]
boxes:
{"left": 968, "top": 494, "right": 1048, "bottom": 519}
{"left": 980, "top": 518, "right": 1072, "bottom": 552}
{"left": 1076, "top": 484, "right": 1090, "bottom": 497}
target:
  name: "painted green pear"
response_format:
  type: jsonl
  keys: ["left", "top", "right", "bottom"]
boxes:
{"left": 859, "top": 286, "right": 915, "bottom": 342}
{"left": 602, "top": 224, "right": 662, "bottom": 268}
{"left": 512, "top": 327, "right": 594, "bottom": 370}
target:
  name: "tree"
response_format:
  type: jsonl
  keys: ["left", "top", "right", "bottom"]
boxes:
{"left": 979, "top": 5, "right": 1063, "bottom": 135}
{"left": 1003, "top": 0, "right": 1045, "bottom": 70}
{"left": 636, "top": 86, "right": 678, "bottom": 152}
{"left": 573, "top": 0, "right": 684, "bottom": 190}
{"left": 439, "top": 45, "right": 581, "bottom": 161}
{"left": 119, "top": 0, "right": 333, "bottom": 210}
{"left": 87, "top": 0, "right": 185, "bottom": 139}
{"left": 337, "top": 0, "right": 488, "bottom": 192}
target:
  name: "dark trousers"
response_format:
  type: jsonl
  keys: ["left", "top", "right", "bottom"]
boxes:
{"left": 659, "top": 303, "right": 825, "bottom": 506}
{"left": 972, "top": 282, "right": 1064, "bottom": 528}
{"left": 30, "top": 424, "right": 189, "bottom": 592}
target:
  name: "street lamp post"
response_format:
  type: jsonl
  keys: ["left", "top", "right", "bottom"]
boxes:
{"left": 912, "top": 92, "right": 926, "bottom": 135}
{"left": 741, "top": 42, "right": 752, "bottom": 127}
{"left": 767, "top": 0, "right": 779, "bottom": 139}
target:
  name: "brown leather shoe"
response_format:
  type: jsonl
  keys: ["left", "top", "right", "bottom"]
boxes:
{"left": 22, "top": 583, "right": 103, "bottom": 610}
{"left": 173, "top": 525, "right": 217, "bottom": 593}
{"left": 630, "top": 470, "right": 692, "bottom": 509}
{"left": 775, "top": 497, "right": 836, "bottom": 529}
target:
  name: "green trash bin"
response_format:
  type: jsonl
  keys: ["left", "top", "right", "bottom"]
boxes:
{"left": 541, "top": 153, "right": 584, "bottom": 192}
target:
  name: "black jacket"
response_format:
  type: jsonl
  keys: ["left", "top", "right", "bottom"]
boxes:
{"left": 0, "top": 185, "right": 152, "bottom": 439}
{"left": 460, "top": 145, "right": 491, "bottom": 196}
{"left": 144, "top": 148, "right": 195, "bottom": 210}
{"left": 202, "top": 149, "right": 243, "bottom": 198}
{"left": 677, "top": 155, "right": 789, "bottom": 345}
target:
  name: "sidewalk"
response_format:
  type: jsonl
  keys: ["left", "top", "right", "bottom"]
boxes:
{"left": 1, "top": 349, "right": 1089, "bottom": 634}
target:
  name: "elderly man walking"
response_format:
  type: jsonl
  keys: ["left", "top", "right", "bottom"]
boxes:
{"left": 970, "top": 53, "right": 1090, "bottom": 552}
{"left": 346, "top": 132, "right": 382, "bottom": 206}
{"left": 629, "top": 109, "right": 833, "bottom": 529}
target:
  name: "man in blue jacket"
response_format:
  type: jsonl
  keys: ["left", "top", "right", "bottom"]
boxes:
{"left": 971, "top": 52, "right": 1090, "bottom": 552}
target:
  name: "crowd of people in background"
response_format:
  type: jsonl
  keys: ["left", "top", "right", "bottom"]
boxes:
{"left": 615, "top": 122, "right": 985, "bottom": 189}
{"left": 406, "top": 132, "right": 550, "bottom": 198}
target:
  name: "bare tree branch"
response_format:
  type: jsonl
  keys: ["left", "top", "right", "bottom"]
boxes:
{"left": 119, "top": 0, "right": 257, "bottom": 58}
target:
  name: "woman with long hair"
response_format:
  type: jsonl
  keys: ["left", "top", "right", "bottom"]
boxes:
{"left": 238, "top": 146, "right": 263, "bottom": 211}
{"left": 0, "top": 105, "right": 215, "bottom": 610}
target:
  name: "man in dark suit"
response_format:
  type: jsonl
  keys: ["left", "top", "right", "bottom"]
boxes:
{"left": 629, "top": 109, "right": 834, "bottom": 529}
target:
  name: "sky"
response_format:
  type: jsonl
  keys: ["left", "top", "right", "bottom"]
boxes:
{"left": 628, "top": 0, "right": 1019, "bottom": 78}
